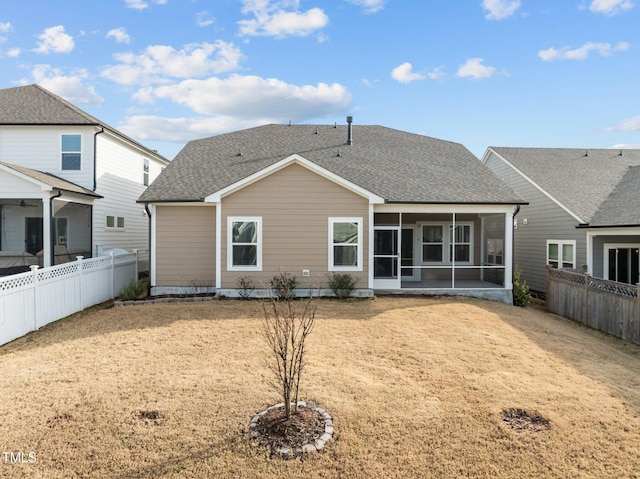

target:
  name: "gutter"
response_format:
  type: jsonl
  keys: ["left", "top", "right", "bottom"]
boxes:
{"left": 144, "top": 202, "right": 152, "bottom": 290}
{"left": 93, "top": 127, "right": 104, "bottom": 191}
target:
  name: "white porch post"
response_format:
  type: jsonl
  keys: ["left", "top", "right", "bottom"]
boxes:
{"left": 368, "top": 204, "right": 374, "bottom": 289}
{"left": 586, "top": 230, "right": 594, "bottom": 276}
{"left": 504, "top": 209, "right": 514, "bottom": 290}
{"left": 149, "top": 204, "right": 157, "bottom": 287}
{"left": 42, "top": 195, "right": 52, "bottom": 268}
{"left": 215, "top": 202, "right": 222, "bottom": 290}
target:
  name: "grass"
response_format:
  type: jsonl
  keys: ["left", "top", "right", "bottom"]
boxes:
{"left": 1, "top": 296, "right": 640, "bottom": 478}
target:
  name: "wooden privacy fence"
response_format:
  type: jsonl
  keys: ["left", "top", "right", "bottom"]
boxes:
{"left": 546, "top": 266, "right": 640, "bottom": 344}
{"left": 0, "top": 251, "right": 138, "bottom": 347}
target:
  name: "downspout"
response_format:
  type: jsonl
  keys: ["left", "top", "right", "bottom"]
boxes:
{"left": 144, "top": 202, "right": 152, "bottom": 292}
{"left": 511, "top": 204, "right": 521, "bottom": 305}
{"left": 50, "top": 190, "right": 63, "bottom": 266}
{"left": 93, "top": 127, "right": 104, "bottom": 191}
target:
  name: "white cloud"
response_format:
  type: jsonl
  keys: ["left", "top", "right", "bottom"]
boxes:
{"left": 391, "top": 62, "right": 426, "bottom": 84}
{"left": 106, "top": 27, "right": 131, "bottom": 44}
{"left": 197, "top": 11, "right": 215, "bottom": 27}
{"left": 589, "top": 0, "right": 634, "bottom": 15}
{"left": 34, "top": 25, "right": 74, "bottom": 54}
{"left": 124, "top": 0, "right": 166, "bottom": 10}
{"left": 5, "top": 48, "right": 20, "bottom": 58}
{"left": 608, "top": 115, "right": 640, "bottom": 131}
{"left": 101, "top": 41, "right": 243, "bottom": 86}
{"left": 139, "top": 75, "right": 352, "bottom": 121}
{"left": 118, "top": 115, "right": 259, "bottom": 143}
{"left": 0, "top": 22, "right": 12, "bottom": 42}
{"left": 345, "top": 0, "right": 387, "bottom": 14}
{"left": 482, "top": 0, "right": 521, "bottom": 20}
{"left": 238, "top": 0, "right": 329, "bottom": 38}
{"left": 611, "top": 143, "right": 640, "bottom": 149}
{"left": 538, "top": 41, "right": 629, "bottom": 61}
{"left": 455, "top": 58, "right": 497, "bottom": 79}
{"left": 23, "top": 65, "right": 104, "bottom": 105}
{"left": 427, "top": 66, "right": 446, "bottom": 81}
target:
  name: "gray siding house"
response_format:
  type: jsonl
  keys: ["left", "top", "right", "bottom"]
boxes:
{"left": 483, "top": 147, "right": 640, "bottom": 294}
{"left": 140, "top": 121, "right": 526, "bottom": 303}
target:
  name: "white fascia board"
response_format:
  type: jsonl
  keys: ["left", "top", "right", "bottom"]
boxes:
{"left": 204, "top": 154, "right": 385, "bottom": 204}
{"left": 375, "top": 203, "right": 516, "bottom": 214}
{"left": 484, "top": 148, "right": 585, "bottom": 224}
{"left": 0, "top": 163, "right": 53, "bottom": 193}
{"left": 585, "top": 227, "right": 640, "bottom": 236}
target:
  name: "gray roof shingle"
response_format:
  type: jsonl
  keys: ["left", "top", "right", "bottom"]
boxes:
{"left": 1, "top": 162, "right": 102, "bottom": 198}
{"left": 140, "top": 124, "right": 524, "bottom": 205}
{"left": 490, "top": 147, "right": 640, "bottom": 224}
{"left": 589, "top": 165, "right": 640, "bottom": 227}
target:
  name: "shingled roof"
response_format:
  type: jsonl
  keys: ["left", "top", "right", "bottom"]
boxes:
{"left": 140, "top": 123, "right": 524, "bottom": 205}
{"left": 488, "top": 147, "right": 640, "bottom": 225}
{"left": 0, "top": 162, "right": 101, "bottom": 198}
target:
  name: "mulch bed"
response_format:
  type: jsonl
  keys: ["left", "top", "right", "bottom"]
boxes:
{"left": 251, "top": 404, "right": 326, "bottom": 457}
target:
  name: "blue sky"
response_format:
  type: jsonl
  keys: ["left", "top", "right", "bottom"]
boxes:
{"left": 1, "top": 0, "right": 639, "bottom": 160}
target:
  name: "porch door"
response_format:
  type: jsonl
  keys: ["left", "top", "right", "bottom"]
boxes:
{"left": 373, "top": 228, "right": 400, "bottom": 289}
{"left": 607, "top": 247, "right": 640, "bottom": 285}
{"left": 401, "top": 227, "right": 418, "bottom": 281}
{"left": 25, "top": 217, "right": 43, "bottom": 255}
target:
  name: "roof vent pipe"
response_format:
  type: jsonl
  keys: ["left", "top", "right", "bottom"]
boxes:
{"left": 346, "top": 116, "right": 353, "bottom": 145}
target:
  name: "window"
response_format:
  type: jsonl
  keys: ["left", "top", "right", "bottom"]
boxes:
{"left": 420, "top": 222, "right": 473, "bottom": 264}
{"left": 61, "top": 134, "right": 82, "bottom": 170}
{"left": 604, "top": 244, "right": 640, "bottom": 285}
{"left": 143, "top": 158, "right": 150, "bottom": 186}
{"left": 106, "top": 215, "right": 125, "bottom": 229}
{"left": 228, "top": 217, "right": 261, "bottom": 270}
{"left": 329, "top": 217, "right": 362, "bottom": 271}
{"left": 547, "top": 240, "right": 575, "bottom": 269}
{"left": 422, "top": 225, "right": 443, "bottom": 262}
{"left": 486, "top": 239, "right": 504, "bottom": 265}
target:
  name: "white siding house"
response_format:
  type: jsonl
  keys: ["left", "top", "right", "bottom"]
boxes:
{"left": 0, "top": 84, "right": 169, "bottom": 275}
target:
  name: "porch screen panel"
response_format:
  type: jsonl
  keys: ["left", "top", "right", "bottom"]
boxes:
{"left": 422, "top": 225, "right": 443, "bottom": 262}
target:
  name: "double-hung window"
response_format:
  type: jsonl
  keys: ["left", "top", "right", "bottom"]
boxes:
{"left": 61, "top": 134, "right": 82, "bottom": 170}
{"left": 547, "top": 240, "right": 575, "bottom": 269}
{"left": 143, "top": 158, "right": 150, "bottom": 186}
{"left": 329, "top": 217, "right": 362, "bottom": 271}
{"left": 421, "top": 222, "right": 473, "bottom": 264}
{"left": 228, "top": 217, "right": 261, "bottom": 270}
{"left": 449, "top": 224, "right": 471, "bottom": 262}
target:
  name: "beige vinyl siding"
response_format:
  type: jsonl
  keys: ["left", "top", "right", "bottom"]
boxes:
{"left": 485, "top": 151, "right": 586, "bottom": 293}
{"left": 221, "top": 163, "right": 369, "bottom": 289}
{"left": 155, "top": 205, "right": 216, "bottom": 287}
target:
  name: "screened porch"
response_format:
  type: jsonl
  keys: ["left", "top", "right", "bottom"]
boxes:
{"left": 372, "top": 211, "right": 511, "bottom": 292}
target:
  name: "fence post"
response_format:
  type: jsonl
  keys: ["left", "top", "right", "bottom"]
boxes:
{"left": 111, "top": 252, "right": 116, "bottom": 299}
{"left": 76, "top": 256, "right": 84, "bottom": 310}
{"left": 584, "top": 272, "right": 590, "bottom": 326}
{"left": 133, "top": 249, "right": 139, "bottom": 281}
{"left": 30, "top": 265, "right": 39, "bottom": 331}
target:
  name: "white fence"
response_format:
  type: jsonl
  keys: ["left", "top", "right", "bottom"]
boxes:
{"left": 0, "top": 251, "right": 138, "bottom": 347}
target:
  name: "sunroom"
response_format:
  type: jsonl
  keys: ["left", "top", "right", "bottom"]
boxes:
{"left": 371, "top": 205, "right": 515, "bottom": 302}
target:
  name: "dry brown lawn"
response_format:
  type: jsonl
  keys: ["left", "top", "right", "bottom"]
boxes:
{"left": 1, "top": 296, "right": 640, "bottom": 478}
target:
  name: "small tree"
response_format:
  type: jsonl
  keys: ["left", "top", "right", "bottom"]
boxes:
{"left": 261, "top": 274, "right": 317, "bottom": 420}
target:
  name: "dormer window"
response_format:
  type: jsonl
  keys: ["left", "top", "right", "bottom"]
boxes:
{"left": 61, "top": 134, "right": 82, "bottom": 170}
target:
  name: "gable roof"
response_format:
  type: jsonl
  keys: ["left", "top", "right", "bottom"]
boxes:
{"left": 487, "top": 147, "right": 640, "bottom": 225}
{"left": 0, "top": 162, "right": 102, "bottom": 198}
{"left": 0, "top": 84, "right": 169, "bottom": 164}
{"left": 140, "top": 123, "right": 524, "bottom": 205}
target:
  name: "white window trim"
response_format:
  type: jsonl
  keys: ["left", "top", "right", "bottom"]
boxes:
{"left": 418, "top": 221, "right": 474, "bottom": 265}
{"left": 546, "top": 239, "right": 576, "bottom": 269}
{"left": 603, "top": 243, "right": 640, "bottom": 283}
{"left": 227, "top": 216, "right": 262, "bottom": 271}
{"left": 143, "top": 158, "right": 150, "bottom": 186}
{"left": 329, "top": 217, "right": 363, "bottom": 272}
{"left": 61, "top": 133, "right": 82, "bottom": 171}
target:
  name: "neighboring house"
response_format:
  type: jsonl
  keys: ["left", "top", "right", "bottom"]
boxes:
{"left": 0, "top": 84, "right": 169, "bottom": 274}
{"left": 482, "top": 147, "right": 640, "bottom": 294}
{"left": 139, "top": 120, "right": 525, "bottom": 303}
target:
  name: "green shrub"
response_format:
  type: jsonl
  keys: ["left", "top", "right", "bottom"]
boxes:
{"left": 119, "top": 279, "right": 148, "bottom": 301}
{"left": 513, "top": 265, "right": 531, "bottom": 307}
{"left": 236, "top": 276, "right": 255, "bottom": 300}
{"left": 328, "top": 272, "right": 357, "bottom": 299}
{"left": 269, "top": 271, "right": 297, "bottom": 300}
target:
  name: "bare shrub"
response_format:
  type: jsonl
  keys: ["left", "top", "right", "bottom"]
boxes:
{"left": 261, "top": 275, "right": 317, "bottom": 420}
